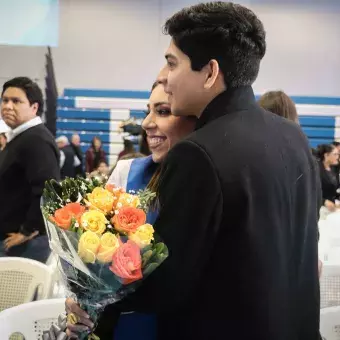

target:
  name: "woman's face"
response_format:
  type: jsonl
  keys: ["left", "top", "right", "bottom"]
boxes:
{"left": 142, "top": 84, "right": 196, "bottom": 163}
{"left": 93, "top": 138, "right": 101, "bottom": 149}
{"left": 325, "top": 148, "right": 339, "bottom": 166}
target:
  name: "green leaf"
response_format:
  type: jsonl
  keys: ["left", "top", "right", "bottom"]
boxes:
{"left": 77, "top": 227, "right": 84, "bottom": 237}
{"left": 154, "top": 242, "right": 164, "bottom": 255}
{"left": 142, "top": 262, "right": 160, "bottom": 277}
{"left": 142, "top": 250, "right": 153, "bottom": 267}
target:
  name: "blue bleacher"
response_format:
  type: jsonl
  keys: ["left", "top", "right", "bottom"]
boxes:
{"left": 56, "top": 131, "right": 112, "bottom": 143}
{"left": 57, "top": 120, "right": 110, "bottom": 132}
{"left": 57, "top": 88, "right": 340, "bottom": 165}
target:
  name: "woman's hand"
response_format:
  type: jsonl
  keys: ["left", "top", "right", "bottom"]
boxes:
{"left": 65, "top": 298, "right": 94, "bottom": 339}
{"left": 325, "top": 199, "right": 336, "bottom": 212}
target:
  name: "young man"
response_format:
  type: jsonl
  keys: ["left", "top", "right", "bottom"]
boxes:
{"left": 0, "top": 77, "right": 60, "bottom": 263}
{"left": 69, "top": 3, "right": 321, "bottom": 339}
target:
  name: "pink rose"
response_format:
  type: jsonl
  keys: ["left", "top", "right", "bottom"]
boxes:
{"left": 110, "top": 240, "right": 143, "bottom": 285}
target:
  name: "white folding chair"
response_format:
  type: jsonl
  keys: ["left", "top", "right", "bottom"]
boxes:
{"left": 0, "top": 298, "right": 65, "bottom": 340}
{"left": 320, "top": 306, "right": 340, "bottom": 340}
{"left": 320, "top": 263, "right": 340, "bottom": 308}
{"left": 0, "top": 257, "right": 54, "bottom": 311}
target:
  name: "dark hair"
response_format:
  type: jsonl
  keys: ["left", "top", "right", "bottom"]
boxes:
{"left": 163, "top": 1, "right": 266, "bottom": 88}
{"left": 2, "top": 77, "right": 44, "bottom": 116}
{"left": 123, "top": 139, "right": 135, "bottom": 152}
{"left": 258, "top": 91, "right": 298, "bottom": 123}
{"left": 91, "top": 136, "right": 102, "bottom": 149}
{"left": 316, "top": 144, "right": 335, "bottom": 161}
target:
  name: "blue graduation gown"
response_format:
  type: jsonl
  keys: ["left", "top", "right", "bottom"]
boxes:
{"left": 114, "top": 156, "right": 158, "bottom": 340}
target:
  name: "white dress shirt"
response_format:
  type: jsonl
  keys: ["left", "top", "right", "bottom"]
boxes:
{"left": 7, "top": 116, "right": 43, "bottom": 142}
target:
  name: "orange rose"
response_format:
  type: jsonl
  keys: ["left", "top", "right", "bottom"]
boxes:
{"left": 111, "top": 207, "right": 146, "bottom": 234}
{"left": 50, "top": 203, "right": 85, "bottom": 230}
{"left": 110, "top": 240, "right": 142, "bottom": 284}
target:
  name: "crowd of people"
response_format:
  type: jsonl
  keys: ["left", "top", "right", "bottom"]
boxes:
{"left": 0, "top": 1, "right": 334, "bottom": 339}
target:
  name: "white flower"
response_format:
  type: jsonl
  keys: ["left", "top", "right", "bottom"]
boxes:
{"left": 107, "top": 224, "right": 113, "bottom": 229}
{"left": 66, "top": 199, "right": 71, "bottom": 203}
{"left": 117, "top": 202, "right": 122, "bottom": 208}
{"left": 74, "top": 222, "right": 79, "bottom": 228}
{"left": 114, "top": 210, "right": 119, "bottom": 215}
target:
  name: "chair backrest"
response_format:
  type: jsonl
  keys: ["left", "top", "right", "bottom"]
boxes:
{"left": 0, "top": 257, "right": 54, "bottom": 311}
{"left": 0, "top": 298, "right": 65, "bottom": 339}
{"left": 320, "top": 306, "right": 340, "bottom": 340}
{"left": 320, "top": 263, "right": 340, "bottom": 308}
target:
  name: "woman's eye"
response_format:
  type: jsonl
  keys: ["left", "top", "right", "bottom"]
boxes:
{"left": 157, "top": 109, "right": 171, "bottom": 116}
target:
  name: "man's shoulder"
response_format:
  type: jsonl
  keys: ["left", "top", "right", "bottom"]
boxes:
{"left": 189, "top": 107, "right": 307, "bottom": 150}
{"left": 19, "top": 124, "right": 56, "bottom": 144}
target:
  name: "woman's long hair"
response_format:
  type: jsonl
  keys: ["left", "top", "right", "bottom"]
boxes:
{"left": 145, "top": 81, "right": 163, "bottom": 201}
{"left": 258, "top": 90, "right": 298, "bottom": 123}
{"left": 316, "top": 144, "right": 335, "bottom": 162}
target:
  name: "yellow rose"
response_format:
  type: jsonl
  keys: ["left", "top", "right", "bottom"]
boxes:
{"left": 80, "top": 210, "right": 107, "bottom": 235}
{"left": 128, "top": 224, "right": 154, "bottom": 249}
{"left": 87, "top": 187, "right": 115, "bottom": 214}
{"left": 97, "top": 232, "right": 120, "bottom": 263}
{"left": 116, "top": 193, "right": 140, "bottom": 210}
{"left": 78, "top": 230, "right": 100, "bottom": 263}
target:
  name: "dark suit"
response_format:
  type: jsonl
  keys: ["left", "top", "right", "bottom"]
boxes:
{"left": 71, "top": 143, "right": 85, "bottom": 177}
{"left": 60, "top": 144, "right": 76, "bottom": 179}
{"left": 320, "top": 161, "right": 338, "bottom": 203}
{"left": 97, "top": 86, "right": 321, "bottom": 340}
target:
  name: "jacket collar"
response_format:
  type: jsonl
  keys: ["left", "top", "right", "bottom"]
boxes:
{"left": 195, "top": 86, "right": 256, "bottom": 130}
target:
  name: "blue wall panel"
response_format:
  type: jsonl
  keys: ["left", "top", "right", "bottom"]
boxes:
{"left": 56, "top": 131, "right": 111, "bottom": 143}
{"left": 57, "top": 109, "right": 110, "bottom": 120}
{"left": 299, "top": 116, "right": 335, "bottom": 128}
{"left": 57, "top": 120, "right": 110, "bottom": 132}
{"left": 63, "top": 89, "right": 150, "bottom": 99}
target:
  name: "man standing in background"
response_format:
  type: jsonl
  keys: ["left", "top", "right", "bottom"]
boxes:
{"left": 0, "top": 77, "right": 60, "bottom": 263}
{"left": 71, "top": 133, "right": 85, "bottom": 177}
{"left": 56, "top": 135, "right": 81, "bottom": 179}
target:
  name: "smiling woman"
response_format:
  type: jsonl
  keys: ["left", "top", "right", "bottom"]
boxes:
{"left": 65, "top": 78, "right": 197, "bottom": 340}
{"left": 142, "top": 82, "right": 196, "bottom": 163}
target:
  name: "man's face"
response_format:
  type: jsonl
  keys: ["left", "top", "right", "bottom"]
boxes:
{"left": 163, "top": 40, "right": 211, "bottom": 117}
{"left": 72, "top": 134, "right": 80, "bottom": 146}
{"left": 1, "top": 87, "right": 38, "bottom": 129}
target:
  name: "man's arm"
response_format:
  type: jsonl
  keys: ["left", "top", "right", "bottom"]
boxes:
{"left": 20, "top": 134, "right": 60, "bottom": 235}
{"left": 117, "top": 140, "right": 222, "bottom": 312}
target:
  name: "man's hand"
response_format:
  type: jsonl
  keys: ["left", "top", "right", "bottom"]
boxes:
{"left": 4, "top": 231, "right": 39, "bottom": 250}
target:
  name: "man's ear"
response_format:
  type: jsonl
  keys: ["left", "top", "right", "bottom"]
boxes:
{"left": 31, "top": 102, "right": 39, "bottom": 115}
{"left": 203, "top": 59, "right": 219, "bottom": 90}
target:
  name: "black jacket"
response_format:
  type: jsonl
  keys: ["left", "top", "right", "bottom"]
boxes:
{"left": 319, "top": 161, "right": 338, "bottom": 203}
{"left": 71, "top": 143, "right": 84, "bottom": 177}
{"left": 97, "top": 87, "right": 321, "bottom": 340}
{"left": 61, "top": 144, "right": 76, "bottom": 179}
{"left": 0, "top": 124, "right": 60, "bottom": 239}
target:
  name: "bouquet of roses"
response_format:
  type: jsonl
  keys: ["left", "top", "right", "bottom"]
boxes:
{"left": 41, "top": 176, "right": 168, "bottom": 340}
